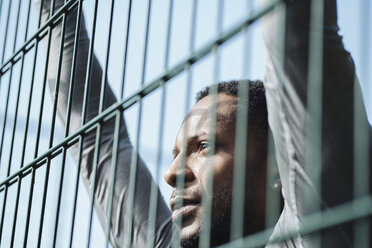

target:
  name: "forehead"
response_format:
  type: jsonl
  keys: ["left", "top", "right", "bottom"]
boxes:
{"left": 176, "top": 94, "right": 238, "bottom": 142}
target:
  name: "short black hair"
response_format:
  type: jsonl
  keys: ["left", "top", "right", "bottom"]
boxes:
{"left": 196, "top": 79, "right": 267, "bottom": 120}
{"left": 196, "top": 79, "right": 268, "bottom": 158}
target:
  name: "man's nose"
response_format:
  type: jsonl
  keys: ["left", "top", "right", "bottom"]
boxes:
{"left": 164, "top": 155, "right": 195, "bottom": 188}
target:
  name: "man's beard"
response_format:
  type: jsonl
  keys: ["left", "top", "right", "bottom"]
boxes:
{"left": 180, "top": 186, "right": 232, "bottom": 248}
{"left": 180, "top": 232, "right": 199, "bottom": 248}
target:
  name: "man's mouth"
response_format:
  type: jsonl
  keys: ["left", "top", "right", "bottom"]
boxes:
{"left": 170, "top": 198, "right": 200, "bottom": 222}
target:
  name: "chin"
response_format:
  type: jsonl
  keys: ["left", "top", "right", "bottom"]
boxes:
{"left": 178, "top": 218, "right": 201, "bottom": 248}
{"left": 176, "top": 186, "right": 233, "bottom": 247}
{"left": 180, "top": 231, "right": 200, "bottom": 248}
{"left": 178, "top": 216, "right": 231, "bottom": 248}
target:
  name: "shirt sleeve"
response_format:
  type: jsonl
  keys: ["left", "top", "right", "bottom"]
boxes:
{"left": 260, "top": 0, "right": 371, "bottom": 247}
{"left": 37, "top": 1, "right": 173, "bottom": 247}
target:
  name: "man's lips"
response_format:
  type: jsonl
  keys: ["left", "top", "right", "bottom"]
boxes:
{"left": 170, "top": 197, "right": 200, "bottom": 222}
{"left": 172, "top": 204, "right": 199, "bottom": 222}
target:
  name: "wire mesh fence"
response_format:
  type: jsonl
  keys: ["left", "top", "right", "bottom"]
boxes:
{"left": 0, "top": 0, "right": 371, "bottom": 247}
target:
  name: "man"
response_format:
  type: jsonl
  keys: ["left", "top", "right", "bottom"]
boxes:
{"left": 40, "top": 0, "right": 371, "bottom": 247}
{"left": 164, "top": 81, "right": 269, "bottom": 247}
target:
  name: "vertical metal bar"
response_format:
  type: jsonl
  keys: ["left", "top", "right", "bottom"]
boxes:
{"left": 305, "top": 0, "right": 324, "bottom": 245}
{"left": 81, "top": 0, "right": 99, "bottom": 125}
{"left": 171, "top": 1, "right": 198, "bottom": 246}
{"left": 0, "top": 0, "right": 2, "bottom": 120}
{"left": 264, "top": 1, "right": 286, "bottom": 232}
{"left": 59, "top": 2, "right": 83, "bottom": 245}
{"left": 230, "top": 1, "right": 254, "bottom": 241}
{"left": 44, "top": 14, "right": 67, "bottom": 243}
{"left": 120, "top": 0, "right": 133, "bottom": 99}
{"left": 146, "top": 0, "right": 174, "bottom": 246}
{"left": 74, "top": 0, "right": 99, "bottom": 245}
{"left": 124, "top": 102, "right": 142, "bottom": 248}
{"left": 137, "top": 0, "right": 153, "bottom": 86}
{"left": 306, "top": 0, "right": 324, "bottom": 202}
{"left": 50, "top": 0, "right": 56, "bottom": 17}
{"left": 2, "top": 0, "right": 25, "bottom": 173}
{"left": 137, "top": 0, "right": 154, "bottom": 88}
{"left": 9, "top": 177, "right": 21, "bottom": 248}
{"left": 12, "top": 0, "right": 22, "bottom": 52}
{"left": 7, "top": 53, "right": 25, "bottom": 176}
{"left": 52, "top": 145, "right": 67, "bottom": 248}
{"left": 86, "top": 124, "right": 102, "bottom": 248}
{"left": 105, "top": 110, "right": 121, "bottom": 248}
{"left": 36, "top": 158, "right": 51, "bottom": 248}
{"left": 64, "top": 0, "right": 82, "bottom": 137}
{"left": 353, "top": 0, "right": 371, "bottom": 247}
{"left": 20, "top": 41, "right": 38, "bottom": 167}
{"left": 68, "top": 136, "right": 83, "bottom": 247}
{"left": 1, "top": 0, "right": 12, "bottom": 63}
{"left": 353, "top": 75, "right": 370, "bottom": 248}
{"left": 38, "top": 0, "right": 46, "bottom": 29}
{"left": 63, "top": 1, "right": 84, "bottom": 245}
{"left": 0, "top": 0, "right": 24, "bottom": 166}
{"left": 23, "top": 168, "right": 36, "bottom": 247}
{"left": 198, "top": 71, "right": 218, "bottom": 248}
{"left": 0, "top": 0, "right": 3, "bottom": 35}
{"left": 188, "top": 0, "right": 197, "bottom": 54}
{"left": 16, "top": 0, "right": 36, "bottom": 166}
{"left": 24, "top": 0, "right": 34, "bottom": 41}
{"left": 48, "top": 15, "right": 66, "bottom": 149}
{"left": 146, "top": 83, "right": 166, "bottom": 248}
{"left": 0, "top": 64, "right": 14, "bottom": 167}
{"left": 163, "top": 0, "right": 174, "bottom": 70}
{"left": 34, "top": 27, "right": 52, "bottom": 158}
{"left": 0, "top": 185, "right": 8, "bottom": 245}
{"left": 229, "top": 72, "right": 247, "bottom": 233}
{"left": 199, "top": 0, "right": 223, "bottom": 246}
{"left": 0, "top": 0, "right": 12, "bottom": 171}
{"left": 79, "top": 0, "right": 103, "bottom": 246}
{"left": 124, "top": 0, "right": 152, "bottom": 247}
{"left": 306, "top": 0, "right": 324, "bottom": 189}
{"left": 50, "top": 11, "right": 69, "bottom": 246}
{"left": 4, "top": 51, "right": 25, "bottom": 247}
{"left": 20, "top": 0, "right": 42, "bottom": 168}
{"left": 98, "top": 0, "right": 115, "bottom": 113}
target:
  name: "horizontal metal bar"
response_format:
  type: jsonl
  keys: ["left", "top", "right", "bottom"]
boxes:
{"left": 0, "top": 0, "right": 80, "bottom": 75}
{"left": 0, "top": 0, "right": 282, "bottom": 190}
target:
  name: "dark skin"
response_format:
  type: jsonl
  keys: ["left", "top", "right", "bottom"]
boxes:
{"left": 164, "top": 93, "right": 267, "bottom": 247}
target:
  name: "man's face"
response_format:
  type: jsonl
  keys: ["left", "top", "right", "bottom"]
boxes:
{"left": 164, "top": 93, "right": 266, "bottom": 247}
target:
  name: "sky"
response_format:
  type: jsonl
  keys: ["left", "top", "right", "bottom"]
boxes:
{"left": 0, "top": 0, "right": 370, "bottom": 247}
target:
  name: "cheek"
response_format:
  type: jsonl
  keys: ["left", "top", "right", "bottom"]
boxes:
{"left": 197, "top": 155, "right": 234, "bottom": 196}
{"left": 213, "top": 155, "right": 234, "bottom": 185}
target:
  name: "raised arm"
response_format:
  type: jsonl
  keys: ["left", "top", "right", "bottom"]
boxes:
{"left": 38, "top": 0, "right": 172, "bottom": 247}
{"left": 260, "top": 0, "right": 371, "bottom": 247}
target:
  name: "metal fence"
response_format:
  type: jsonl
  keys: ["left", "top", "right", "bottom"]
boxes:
{"left": 0, "top": 0, "right": 371, "bottom": 247}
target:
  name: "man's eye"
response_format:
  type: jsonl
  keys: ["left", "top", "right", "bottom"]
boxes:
{"left": 198, "top": 142, "right": 209, "bottom": 152}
